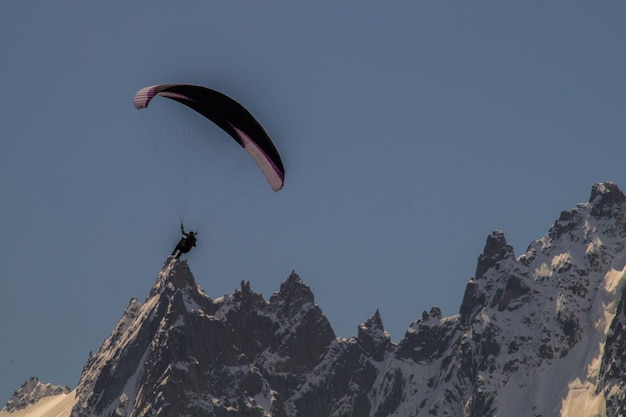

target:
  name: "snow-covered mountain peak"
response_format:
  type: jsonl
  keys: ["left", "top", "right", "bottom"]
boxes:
{"left": 357, "top": 310, "right": 391, "bottom": 361}
{"left": 8, "top": 182, "right": 626, "bottom": 417}
{"left": 269, "top": 271, "right": 315, "bottom": 318}
{"left": 446, "top": 182, "right": 626, "bottom": 416}
{"left": 589, "top": 181, "right": 626, "bottom": 217}
{"left": 70, "top": 257, "right": 221, "bottom": 417}
{"left": 65, "top": 264, "right": 341, "bottom": 416}
{"left": 1, "top": 377, "right": 69, "bottom": 413}
{"left": 147, "top": 256, "right": 201, "bottom": 299}
{"left": 360, "top": 309, "right": 385, "bottom": 333}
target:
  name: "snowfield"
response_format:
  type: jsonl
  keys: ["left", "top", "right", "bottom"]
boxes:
{"left": 0, "top": 392, "right": 75, "bottom": 417}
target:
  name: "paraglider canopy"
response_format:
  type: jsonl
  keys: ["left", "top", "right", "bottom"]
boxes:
{"left": 134, "top": 84, "right": 284, "bottom": 191}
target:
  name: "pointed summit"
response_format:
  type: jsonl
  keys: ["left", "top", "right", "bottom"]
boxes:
{"left": 266, "top": 272, "right": 335, "bottom": 371}
{"left": 481, "top": 230, "right": 507, "bottom": 257}
{"left": 358, "top": 310, "right": 391, "bottom": 361}
{"left": 269, "top": 271, "right": 315, "bottom": 317}
{"left": 461, "top": 231, "right": 516, "bottom": 325}
{"left": 475, "top": 230, "right": 514, "bottom": 279}
{"left": 148, "top": 257, "right": 199, "bottom": 298}
{"left": 589, "top": 181, "right": 626, "bottom": 217}
{"left": 72, "top": 257, "right": 218, "bottom": 417}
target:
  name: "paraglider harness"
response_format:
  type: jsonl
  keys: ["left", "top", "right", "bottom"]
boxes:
{"left": 172, "top": 224, "right": 197, "bottom": 259}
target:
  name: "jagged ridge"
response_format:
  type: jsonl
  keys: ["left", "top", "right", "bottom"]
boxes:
{"left": 5, "top": 182, "right": 626, "bottom": 417}
{"left": 1, "top": 377, "right": 70, "bottom": 413}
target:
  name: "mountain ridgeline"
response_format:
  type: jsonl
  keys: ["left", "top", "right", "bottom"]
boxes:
{"left": 5, "top": 182, "right": 626, "bottom": 417}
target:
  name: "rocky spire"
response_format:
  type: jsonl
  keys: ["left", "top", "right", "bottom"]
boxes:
{"left": 459, "top": 230, "right": 515, "bottom": 326}
{"left": 147, "top": 256, "right": 200, "bottom": 298}
{"left": 357, "top": 309, "right": 391, "bottom": 361}
{"left": 268, "top": 271, "right": 336, "bottom": 372}
{"left": 589, "top": 181, "right": 625, "bottom": 217}
{"left": 72, "top": 258, "right": 223, "bottom": 417}
{"left": 269, "top": 271, "right": 315, "bottom": 317}
{"left": 475, "top": 230, "right": 514, "bottom": 279}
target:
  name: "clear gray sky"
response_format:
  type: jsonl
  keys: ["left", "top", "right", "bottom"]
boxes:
{"left": 2, "top": 0, "right": 625, "bottom": 404}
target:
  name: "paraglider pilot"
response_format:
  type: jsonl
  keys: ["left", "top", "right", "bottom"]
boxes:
{"left": 171, "top": 224, "right": 197, "bottom": 259}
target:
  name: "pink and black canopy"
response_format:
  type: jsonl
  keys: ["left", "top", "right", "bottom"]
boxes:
{"left": 134, "top": 84, "right": 284, "bottom": 191}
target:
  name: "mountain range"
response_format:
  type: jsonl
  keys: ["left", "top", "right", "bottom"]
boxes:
{"left": 3, "top": 182, "right": 626, "bottom": 417}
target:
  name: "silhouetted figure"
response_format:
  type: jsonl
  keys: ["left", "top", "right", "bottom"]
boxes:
{"left": 171, "top": 224, "right": 197, "bottom": 259}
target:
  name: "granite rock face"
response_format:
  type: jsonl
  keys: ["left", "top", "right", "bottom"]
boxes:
{"left": 70, "top": 265, "right": 336, "bottom": 417}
